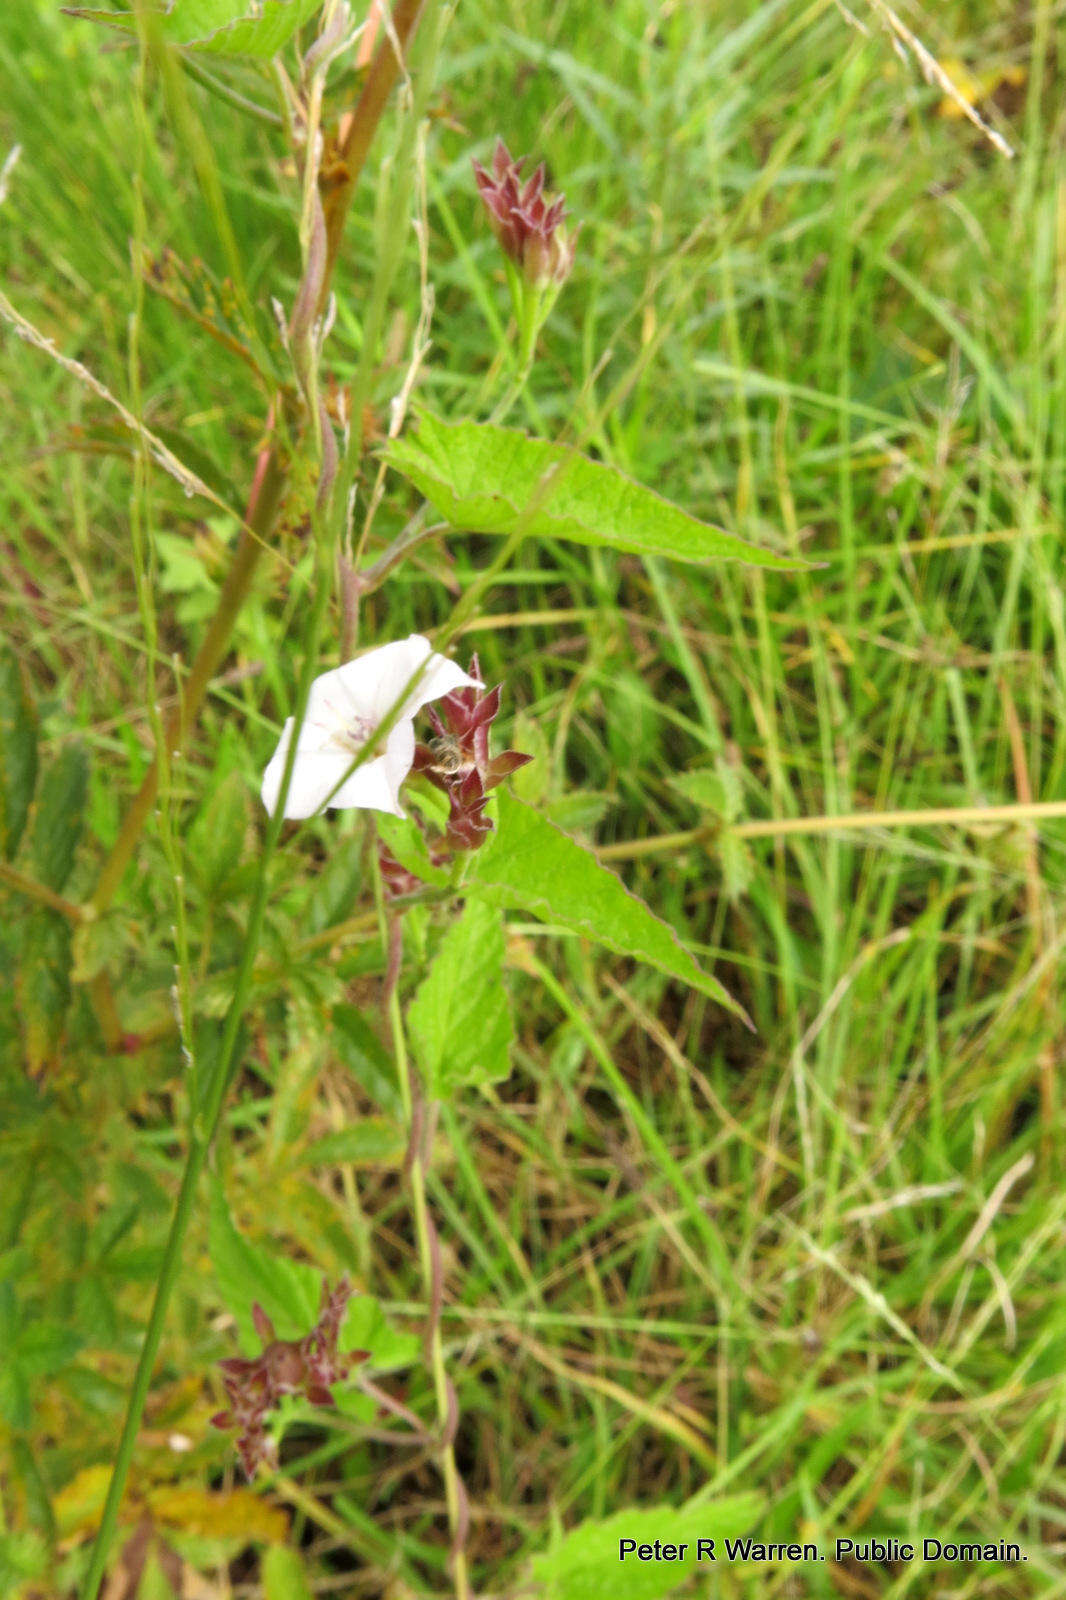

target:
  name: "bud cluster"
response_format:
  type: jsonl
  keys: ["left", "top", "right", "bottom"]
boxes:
{"left": 378, "top": 655, "right": 531, "bottom": 895}
{"left": 211, "top": 1276, "right": 367, "bottom": 1478}
{"left": 472, "top": 139, "right": 576, "bottom": 289}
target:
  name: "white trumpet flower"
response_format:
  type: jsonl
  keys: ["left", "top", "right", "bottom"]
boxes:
{"left": 260, "top": 634, "right": 481, "bottom": 821}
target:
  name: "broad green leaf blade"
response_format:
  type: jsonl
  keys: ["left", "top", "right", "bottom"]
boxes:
{"left": 0, "top": 645, "right": 38, "bottom": 861}
{"left": 386, "top": 415, "right": 801, "bottom": 569}
{"left": 16, "top": 911, "right": 73, "bottom": 1074}
{"left": 208, "top": 1182, "right": 322, "bottom": 1348}
{"left": 406, "top": 899, "right": 514, "bottom": 1099}
{"left": 31, "top": 744, "right": 89, "bottom": 892}
{"left": 65, "top": 0, "right": 323, "bottom": 57}
{"left": 530, "top": 1493, "right": 763, "bottom": 1600}
{"left": 468, "top": 792, "right": 746, "bottom": 1021}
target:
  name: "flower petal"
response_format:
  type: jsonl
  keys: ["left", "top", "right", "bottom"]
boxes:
{"left": 261, "top": 719, "right": 353, "bottom": 820}
{"left": 368, "top": 634, "right": 482, "bottom": 722}
{"left": 328, "top": 750, "right": 408, "bottom": 817}
{"left": 382, "top": 719, "right": 416, "bottom": 801}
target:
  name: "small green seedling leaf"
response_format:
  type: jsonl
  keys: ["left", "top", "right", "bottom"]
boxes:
{"left": 530, "top": 1493, "right": 763, "bottom": 1599}
{"left": 468, "top": 792, "right": 746, "bottom": 1020}
{"left": 387, "top": 415, "right": 801, "bottom": 570}
{"left": 407, "top": 898, "right": 514, "bottom": 1098}
{"left": 31, "top": 743, "right": 89, "bottom": 892}
{"left": 0, "top": 645, "right": 38, "bottom": 861}
{"left": 668, "top": 765, "right": 740, "bottom": 821}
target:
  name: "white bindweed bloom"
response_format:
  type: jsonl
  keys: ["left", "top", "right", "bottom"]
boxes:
{"left": 261, "top": 634, "right": 481, "bottom": 821}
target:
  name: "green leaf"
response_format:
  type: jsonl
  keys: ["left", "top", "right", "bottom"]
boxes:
{"left": 208, "top": 1182, "right": 322, "bottom": 1349}
{"left": 668, "top": 757, "right": 743, "bottom": 821}
{"left": 0, "top": 1364, "right": 32, "bottom": 1431}
{"left": 66, "top": 0, "right": 324, "bottom": 57}
{"left": 10, "top": 1438, "right": 55, "bottom": 1543}
{"left": 341, "top": 1295, "right": 418, "bottom": 1372}
{"left": 407, "top": 899, "right": 514, "bottom": 1099}
{"left": 468, "top": 793, "right": 746, "bottom": 1021}
{"left": 16, "top": 911, "right": 73, "bottom": 1073}
{"left": 304, "top": 835, "right": 362, "bottom": 936}
{"left": 16, "top": 1321, "right": 82, "bottom": 1377}
{"left": 263, "top": 1547, "right": 314, "bottom": 1600}
{"left": 387, "top": 415, "right": 801, "bottom": 569}
{"left": 0, "top": 645, "right": 38, "bottom": 861}
{"left": 530, "top": 1493, "right": 763, "bottom": 1600}
{"left": 544, "top": 790, "right": 612, "bottom": 834}
{"left": 296, "top": 1118, "right": 406, "bottom": 1170}
{"left": 510, "top": 711, "right": 551, "bottom": 804}
{"left": 376, "top": 811, "right": 449, "bottom": 889}
{"left": 331, "top": 1004, "right": 402, "bottom": 1116}
{"left": 31, "top": 743, "right": 89, "bottom": 892}
{"left": 717, "top": 830, "right": 754, "bottom": 904}
{"left": 187, "top": 769, "right": 248, "bottom": 897}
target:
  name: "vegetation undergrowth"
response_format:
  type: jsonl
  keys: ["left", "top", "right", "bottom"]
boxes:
{"left": 1, "top": 1, "right": 1064, "bottom": 1597}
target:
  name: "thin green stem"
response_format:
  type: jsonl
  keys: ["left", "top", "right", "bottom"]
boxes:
{"left": 378, "top": 879, "right": 470, "bottom": 1600}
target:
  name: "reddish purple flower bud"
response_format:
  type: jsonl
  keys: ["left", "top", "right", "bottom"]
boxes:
{"left": 252, "top": 1303, "right": 275, "bottom": 1344}
{"left": 411, "top": 657, "right": 532, "bottom": 854}
{"left": 211, "top": 1274, "right": 369, "bottom": 1479}
{"left": 472, "top": 139, "right": 576, "bottom": 288}
{"left": 379, "top": 842, "right": 422, "bottom": 900}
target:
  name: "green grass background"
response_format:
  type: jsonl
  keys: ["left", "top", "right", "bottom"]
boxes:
{"left": 1, "top": 0, "right": 1065, "bottom": 1595}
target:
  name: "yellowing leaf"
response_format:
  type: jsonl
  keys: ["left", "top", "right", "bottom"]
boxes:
{"left": 147, "top": 1485, "right": 288, "bottom": 1543}
{"left": 936, "top": 58, "right": 1026, "bottom": 119}
{"left": 54, "top": 1465, "right": 113, "bottom": 1537}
